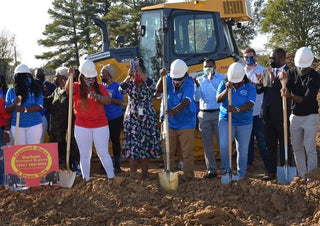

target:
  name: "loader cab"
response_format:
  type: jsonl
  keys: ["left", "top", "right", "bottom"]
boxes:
{"left": 139, "top": 8, "right": 239, "bottom": 79}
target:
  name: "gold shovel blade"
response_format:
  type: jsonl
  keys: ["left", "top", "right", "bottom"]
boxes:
{"left": 159, "top": 171, "right": 179, "bottom": 191}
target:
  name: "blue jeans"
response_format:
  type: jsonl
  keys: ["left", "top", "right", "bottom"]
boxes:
{"left": 247, "top": 116, "right": 268, "bottom": 170}
{"left": 0, "top": 128, "right": 4, "bottom": 185}
{"left": 219, "top": 119, "right": 252, "bottom": 178}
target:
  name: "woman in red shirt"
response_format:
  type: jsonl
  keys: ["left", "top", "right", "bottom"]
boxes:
{"left": 66, "top": 60, "right": 114, "bottom": 181}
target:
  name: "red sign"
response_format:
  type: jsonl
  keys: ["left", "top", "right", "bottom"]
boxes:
{"left": 3, "top": 143, "right": 59, "bottom": 189}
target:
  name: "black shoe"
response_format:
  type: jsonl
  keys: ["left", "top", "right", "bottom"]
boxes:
{"left": 114, "top": 165, "right": 122, "bottom": 174}
{"left": 99, "top": 166, "right": 106, "bottom": 175}
{"left": 262, "top": 173, "right": 276, "bottom": 181}
{"left": 203, "top": 172, "right": 217, "bottom": 179}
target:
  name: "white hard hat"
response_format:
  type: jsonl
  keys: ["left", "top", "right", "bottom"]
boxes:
{"left": 170, "top": 59, "right": 188, "bottom": 79}
{"left": 79, "top": 60, "right": 97, "bottom": 78}
{"left": 14, "top": 64, "right": 31, "bottom": 74}
{"left": 101, "top": 64, "right": 115, "bottom": 78}
{"left": 227, "top": 62, "right": 245, "bottom": 83}
{"left": 55, "top": 66, "right": 68, "bottom": 78}
{"left": 294, "top": 47, "right": 314, "bottom": 68}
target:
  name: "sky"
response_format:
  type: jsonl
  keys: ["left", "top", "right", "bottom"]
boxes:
{"left": 0, "top": 0, "right": 268, "bottom": 70}
{"left": 0, "top": 0, "right": 53, "bottom": 69}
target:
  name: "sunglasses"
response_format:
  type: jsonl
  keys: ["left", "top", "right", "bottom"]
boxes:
{"left": 244, "top": 56, "right": 254, "bottom": 59}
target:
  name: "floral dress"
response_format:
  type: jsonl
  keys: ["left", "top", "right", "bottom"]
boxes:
{"left": 119, "top": 78, "right": 162, "bottom": 159}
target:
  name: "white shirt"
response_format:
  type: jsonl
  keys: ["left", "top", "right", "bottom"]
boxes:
{"left": 244, "top": 64, "right": 265, "bottom": 116}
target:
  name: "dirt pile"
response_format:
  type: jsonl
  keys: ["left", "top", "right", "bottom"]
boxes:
{"left": 1, "top": 160, "right": 320, "bottom": 225}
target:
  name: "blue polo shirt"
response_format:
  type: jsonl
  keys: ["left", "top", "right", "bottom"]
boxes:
{"left": 217, "top": 81, "right": 256, "bottom": 126}
{"left": 103, "top": 82, "right": 124, "bottom": 121}
{"left": 167, "top": 75, "right": 196, "bottom": 130}
{"left": 194, "top": 72, "right": 225, "bottom": 110}
{"left": 5, "top": 88, "right": 43, "bottom": 128}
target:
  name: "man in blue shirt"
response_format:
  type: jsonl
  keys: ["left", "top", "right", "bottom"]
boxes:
{"left": 194, "top": 58, "right": 225, "bottom": 178}
{"left": 156, "top": 59, "right": 197, "bottom": 182}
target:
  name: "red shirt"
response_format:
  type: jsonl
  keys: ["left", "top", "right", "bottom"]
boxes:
{"left": 73, "top": 83, "right": 109, "bottom": 128}
{"left": 0, "top": 97, "right": 11, "bottom": 127}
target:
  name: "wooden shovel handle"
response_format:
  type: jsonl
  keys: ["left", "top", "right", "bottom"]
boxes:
{"left": 228, "top": 88, "right": 232, "bottom": 170}
{"left": 162, "top": 75, "right": 170, "bottom": 171}
{"left": 280, "top": 78, "right": 288, "bottom": 148}
{"left": 66, "top": 77, "right": 73, "bottom": 172}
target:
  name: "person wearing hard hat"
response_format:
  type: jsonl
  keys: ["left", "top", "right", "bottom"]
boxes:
{"left": 242, "top": 48, "right": 268, "bottom": 173}
{"left": 280, "top": 47, "right": 320, "bottom": 179}
{"left": 66, "top": 60, "right": 114, "bottom": 181}
{"left": 216, "top": 62, "right": 256, "bottom": 179}
{"left": 256, "top": 48, "right": 294, "bottom": 181}
{"left": 156, "top": 59, "right": 197, "bottom": 182}
{"left": 119, "top": 58, "right": 162, "bottom": 180}
{"left": 45, "top": 67, "right": 80, "bottom": 172}
{"left": 193, "top": 58, "right": 225, "bottom": 179}
{"left": 100, "top": 64, "right": 124, "bottom": 174}
{"left": 5, "top": 64, "right": 44, "bottom": 145}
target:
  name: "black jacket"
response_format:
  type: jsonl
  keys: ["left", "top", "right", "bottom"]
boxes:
{"left": 257, "top": 65, "right": 291, "bottom": 121}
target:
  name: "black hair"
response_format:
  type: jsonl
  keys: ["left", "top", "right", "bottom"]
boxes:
{"left": 0, "top": 75, "right": 8, "bottom": 95}
{"left": 14, "top": 73, "right": 42, "bottom": 103}
{"left": 136, "top": 58, "right": 146, "bottom": 73}
{"left": 273, "top": 47, "right": 286, "bottom": 58}
{"left": 203, "top": 58, "right": 216, "bottom": 65}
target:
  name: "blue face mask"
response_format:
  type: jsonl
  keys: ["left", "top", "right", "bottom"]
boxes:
{"left": 25, "top": 77, "right": 32, "bottom": 87}
{"left": 204, "top": 67, "right": 215, "bottom": 75}
{"left": 245, "top": 57, "right": 256, "bottom": 66}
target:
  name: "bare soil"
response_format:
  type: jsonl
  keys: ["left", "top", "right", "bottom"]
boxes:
{"left": 1, "top": 65, "right": 320, "bottom": 225}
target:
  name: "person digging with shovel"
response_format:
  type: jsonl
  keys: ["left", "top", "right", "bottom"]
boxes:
{"left": 156, "top": 59, "right": 197, "bottom": 183}
{"left": 66, "top": 60, "right": 115, "bottom": 182}
{"left": 216, "top": 62, "right": 256, "bottom": 182}
{"left": 280, "top": 47, "right": 320, "bottom": 181}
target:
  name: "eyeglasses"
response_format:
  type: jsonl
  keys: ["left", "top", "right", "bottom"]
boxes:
{"left": 244, "top": 56, "right": 254, "bottom": 59}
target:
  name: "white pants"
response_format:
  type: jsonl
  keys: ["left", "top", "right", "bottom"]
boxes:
{"left": 290, "top": 114, "right": 319, "bottom": 178}
{"left": 75, "top": 125, "right": 114, "bottom": 181}
{"left": 11, "top": 123, "right": 43, "bottom": 145}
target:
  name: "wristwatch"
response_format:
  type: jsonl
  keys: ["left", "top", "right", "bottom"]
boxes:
{"left": 235, "top": 107, "right": 240, "bottom": 113}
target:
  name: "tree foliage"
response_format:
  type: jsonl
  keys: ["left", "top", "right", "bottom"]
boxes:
{"left": 233, "top": 0, "right": 266, "bottom": 51}
{"left": 37, "top": 0, "right": 163, "bottom": 70}
{"left": 0, "top": 30, "right": 17, "bottom": 79}
{"left": 261, "top": 0, "right": 320, "bottom": 55}
{"left": 37, "top": 0, "right": 111, "bottom": 70}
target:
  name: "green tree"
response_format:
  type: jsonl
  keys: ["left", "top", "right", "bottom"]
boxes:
{"left": 37, "top": 0, "right": 111, "bottom": 69}
{"left": 233, "top": 0, "right": 266, "bottom": 51}
{"left": 261, "top": 0, "right": 320, "bottom": 55}
{"left": 104, "top": 0, "right": 164, "bottom": 48}
{"left": 0, "top": 29, "right": 17, "bottom": 80}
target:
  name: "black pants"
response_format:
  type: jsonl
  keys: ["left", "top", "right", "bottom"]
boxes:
{"left": 264, "top": 119, "right": 294, "bottom": 173}
{"left": 109, "top": 115, "right": 124, "bottom": 157}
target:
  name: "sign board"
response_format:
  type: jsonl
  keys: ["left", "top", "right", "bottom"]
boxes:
{"left": 3, "top": 143, "right": 59, "bottom": 189}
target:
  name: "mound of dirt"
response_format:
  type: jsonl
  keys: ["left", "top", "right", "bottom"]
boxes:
{"left": 1, "top": 162, "right": 320, "bottom": 225}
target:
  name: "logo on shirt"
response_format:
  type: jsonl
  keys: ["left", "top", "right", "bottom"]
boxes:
{"left": 240, "top": 90, "right": 248, "bottom": 96}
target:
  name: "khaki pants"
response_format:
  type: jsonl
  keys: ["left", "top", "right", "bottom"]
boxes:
{"left": 165, "top": 128, "right": 195, "bottom": 179}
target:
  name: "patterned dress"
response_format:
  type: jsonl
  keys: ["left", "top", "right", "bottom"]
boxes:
{"left": 119, "top": 78, "right": 162, "bottom": 159}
